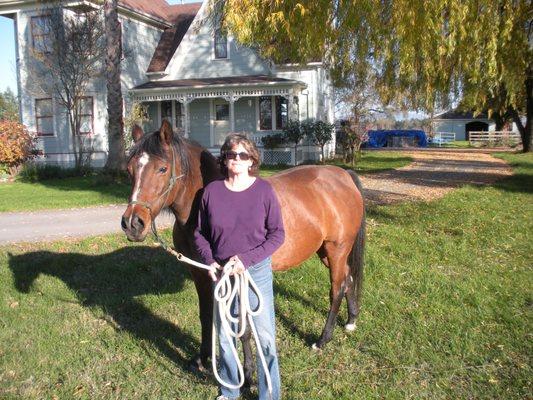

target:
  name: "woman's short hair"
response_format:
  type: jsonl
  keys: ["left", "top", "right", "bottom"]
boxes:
{"left": 218, "top": 133, "right": 261, "bottom": 177}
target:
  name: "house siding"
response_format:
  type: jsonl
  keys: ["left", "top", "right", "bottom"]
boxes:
{"left": 234, "top": 98, "right": 256, "bottom": 134}
{"left": 162, "top": 4, "right": 271, "bottom": 80}
{"left": 189, "top": 99, "right": 211, "bottom": 147}
{"left": 9, "top": 5, "right": 164, "bottom": 167}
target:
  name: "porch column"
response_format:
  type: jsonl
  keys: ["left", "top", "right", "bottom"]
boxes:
{"left": 223, "top": 93, "right": 239, "bottom": 132}
{"left": 177, "top": 96, "right": 193, "bottom": 138}
{"left": 184, "top": 101, "right": 190, "bottom": 138}
{"left": 287, "top": 93, "right": 293, "bottom": 122}
{"left": 230, "top": 96, "right": 235, "bottom": 132}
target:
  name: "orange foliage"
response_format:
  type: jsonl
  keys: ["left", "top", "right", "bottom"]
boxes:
{"left": 0, "top": 120, "right": 35, "bottom": 171}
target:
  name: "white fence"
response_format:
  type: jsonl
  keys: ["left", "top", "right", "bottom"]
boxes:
{"left": 260, "top": 147, "right": 304, "bottom": 165}
{"left": 430, "top": 132, "right": 456, "bottom": 147}
{"left": 469, "top": 131, "right": 521, "bottom": 147}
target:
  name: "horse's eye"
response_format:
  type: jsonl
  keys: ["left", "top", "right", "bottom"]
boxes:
{"left": 159, "top": 167, "right": 168, "bottom": 173}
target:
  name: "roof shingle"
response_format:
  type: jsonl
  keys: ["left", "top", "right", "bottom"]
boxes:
{"left": 145, "top": 2, "right": 202, "bottom": 73}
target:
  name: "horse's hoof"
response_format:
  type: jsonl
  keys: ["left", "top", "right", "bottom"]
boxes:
{"left": 345, "top": 323, "right": 356, "bottom": 332}
{"left": 188, "top": 355, "right": 209, "bottom": 374}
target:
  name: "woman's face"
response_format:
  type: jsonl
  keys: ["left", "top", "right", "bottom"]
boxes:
{"left": 225, "top": 143, "right": 253, "bottom": 176}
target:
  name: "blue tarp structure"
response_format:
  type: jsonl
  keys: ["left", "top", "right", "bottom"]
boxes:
{"left": 366, "top": 130, "right": 428, "bottom": 148}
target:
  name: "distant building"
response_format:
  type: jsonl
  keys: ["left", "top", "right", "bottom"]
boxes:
{"left": 431, "top": 110, "right": 491, "bottom": 141}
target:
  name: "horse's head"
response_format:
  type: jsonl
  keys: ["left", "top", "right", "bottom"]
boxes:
{"left": 121, "top": 120, "right": 189, "bottom": 242}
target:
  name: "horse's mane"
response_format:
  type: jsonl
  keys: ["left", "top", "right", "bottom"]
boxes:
{"left": 128, "top": 131, "right": 191, "bottom": 178}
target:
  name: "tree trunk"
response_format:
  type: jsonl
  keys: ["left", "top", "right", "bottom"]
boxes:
{"left": 510, "top": 75, "right": 532, "bottom": 153}
{"left": 492, "top": 112, "right": 506, "bottom": 131}
{"left": 104, "top": 0, "right": 126, "bottom": 171}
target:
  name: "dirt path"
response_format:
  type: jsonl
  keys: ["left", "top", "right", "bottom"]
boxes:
{"left": 360, "top": 150, "right": 513, "bottom": 205}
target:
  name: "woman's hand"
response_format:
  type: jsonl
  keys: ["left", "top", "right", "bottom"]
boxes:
{"left": 229, "top": 256, "right": 245, "bottom": 275}
{"left": 208, "top": 261, "right": 221, "bottom": 281}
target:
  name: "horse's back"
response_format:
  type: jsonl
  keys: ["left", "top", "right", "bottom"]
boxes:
{"left": 266, "top": 165, "right": 364, "bottom": 270}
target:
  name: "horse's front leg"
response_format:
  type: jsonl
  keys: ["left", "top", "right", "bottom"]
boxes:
{"left": 189, "top": 267, "right": 213, "bottom": 371}
{"left": 241, "top": 325, "right": 254, "bottom": 389}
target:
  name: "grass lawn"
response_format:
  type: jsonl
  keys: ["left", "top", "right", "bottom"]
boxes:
{"left": 0, "top": 152, "right": 530, "bottom": 398}
{"left": 0, "top": 151, "right": 412, "bottom": 212}
{"left": 0, "top": 175, "right": 131, "bottom": 212}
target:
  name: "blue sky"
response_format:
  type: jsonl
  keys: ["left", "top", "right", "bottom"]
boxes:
{"left": 0, "top": 0, "right": 198, "bottom": 94}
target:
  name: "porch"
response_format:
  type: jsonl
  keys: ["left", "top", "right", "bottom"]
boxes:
{"left": 130, "top": 75, "right": 310, "bottom": 164}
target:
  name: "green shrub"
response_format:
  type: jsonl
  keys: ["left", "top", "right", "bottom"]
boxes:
{"left": 17, "top": 164, "right": 94, "bottom": 182}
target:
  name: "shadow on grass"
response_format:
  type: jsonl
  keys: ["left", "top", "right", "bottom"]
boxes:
{"left": 8, "top": 246, "right": 204, "bottom": 378}
{"left": 273, "top": 282, "right": 327, "bottom": 346}
{"left": 494, "top": 173, "right": 533, "bottom": 194}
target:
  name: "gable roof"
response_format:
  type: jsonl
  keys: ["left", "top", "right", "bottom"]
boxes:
{"left": 146, "top": 2, "right": 202, "bottom": 73}
{"left": 120, "top": 0, "right": 194, "bottom": 24}
{"left": 434, "top": 109, "right": 489, "bottom": 120}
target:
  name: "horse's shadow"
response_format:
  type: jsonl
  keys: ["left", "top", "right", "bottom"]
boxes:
{"left": 8, "top": 246, "right": 204, "bottom": 377}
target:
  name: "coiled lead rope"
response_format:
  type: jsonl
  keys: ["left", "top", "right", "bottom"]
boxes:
{"left": 160, "top": 249, "right": 273, "bottom": 399}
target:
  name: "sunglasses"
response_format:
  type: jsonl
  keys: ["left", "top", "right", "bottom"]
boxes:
{"left": 225, "top": 151, "right": 251, "bottom": 161}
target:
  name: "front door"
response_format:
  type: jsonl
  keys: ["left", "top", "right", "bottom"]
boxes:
{"left": 213, "top": 99, "right": 230, "bottom": 146}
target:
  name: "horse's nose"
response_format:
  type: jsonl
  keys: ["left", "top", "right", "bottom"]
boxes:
{"left": 131, "top": 214, "right": 145, "bottom": 232}
{"left": 121, "top": 215, "right": 130, "bottom": 231}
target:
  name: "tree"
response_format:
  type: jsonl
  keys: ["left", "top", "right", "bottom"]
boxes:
{"left": 124, "top": 102, "right": 150, "bottom": 149}
{"left": 104, "top": 0, "right": 126, "bottom": 172}
{"left": 0, "top": 88, "right": 19, "bottom": 121}
{"left": 219, "top": 0, "right": 533, "bottom": 152}
{"left": 308, "top": 120, "right": 334, "bottom": 163}
{"left": 339, "top": 118, "right": 369, "bottom": 166}
{"left": 282, "top": 120, "right": 305, "bottom": 165}
{"left": 30, "top": 5, "right": 105, "bottom": 170}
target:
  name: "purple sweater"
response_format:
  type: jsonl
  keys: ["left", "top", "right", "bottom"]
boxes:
{"left": 193, "top": 178, "right": 285, "bottom": 268}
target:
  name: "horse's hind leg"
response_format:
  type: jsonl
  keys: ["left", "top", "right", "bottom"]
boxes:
{"left": 313, "top": 241, "right": 351, "bottom": 349}
{"left": 344, "top": 275, "right": 358, "bottom": 331}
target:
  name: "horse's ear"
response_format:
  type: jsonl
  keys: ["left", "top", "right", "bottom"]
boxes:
{"left": 159, "top": 119, "right": 173, "bottom": 145}
{"left": 132, "top": 124, "right": 144, "bottom": 143}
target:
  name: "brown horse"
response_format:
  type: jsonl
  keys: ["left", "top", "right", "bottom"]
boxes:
{"left": 121, "top": 120, "right": 366, "bottom": 374}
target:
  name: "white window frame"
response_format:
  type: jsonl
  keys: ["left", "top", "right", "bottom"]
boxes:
{"left": 213, "top": 28, "right": 230, "bottom": 60}
{"left": 35, "top": 97, "right": 55, "bottom": 137}
{"left": 257, "top": 96, "right": 286, "bottom": 131}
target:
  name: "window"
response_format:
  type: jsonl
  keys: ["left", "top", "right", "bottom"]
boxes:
{"left": 31, "top": 15, "right": 52, "bottom": 53}
{"left": 259, "top": 96, "right": 272, "bottom": 130}
{"left": 215, "top": 104, "right": 229, "bottom": 121}
{"left": 35, "top": 98, "right": 54, "bottom": 136}
{"left": 78, "top": 97, "right": 93, "bottom": 135}
{"left": 275, "top": 96, "right": 288, "bottom": 130}
{"left": 161, "top": 100, "right": 172, "bottom": 123}
{"left": 214, "top": 28, "right": 228, "bottom": 59}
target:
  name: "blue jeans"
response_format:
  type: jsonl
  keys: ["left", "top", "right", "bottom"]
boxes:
{"left": 216, "top": 257, "right": 281, "bottom": 400}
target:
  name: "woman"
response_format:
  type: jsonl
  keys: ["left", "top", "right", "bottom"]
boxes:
{"left": 193, "top": 133, "right": 285, "bottom": 400}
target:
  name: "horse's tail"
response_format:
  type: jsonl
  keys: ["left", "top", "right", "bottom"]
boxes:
{"left": 347, "top": 171, "right": 366, "bottom": 306}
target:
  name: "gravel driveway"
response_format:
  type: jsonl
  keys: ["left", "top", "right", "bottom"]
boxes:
{"left": 0, "top": 150, "right": 513, "bottom": 244}
{"left": 360, "top": 149, "right": 512, "bottom": 204}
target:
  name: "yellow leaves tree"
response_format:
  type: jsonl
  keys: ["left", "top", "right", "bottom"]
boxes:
{"left": 217, "top": 0, "right": 533, "bottom": 152}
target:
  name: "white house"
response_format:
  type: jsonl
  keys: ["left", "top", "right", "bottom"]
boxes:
{"left": 0, "top": 0, "right": 335, "bottom": 167}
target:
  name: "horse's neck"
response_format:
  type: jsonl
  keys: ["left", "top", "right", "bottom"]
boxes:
{"left": 170, "top": 143, "right": 222, "bottom": 225}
